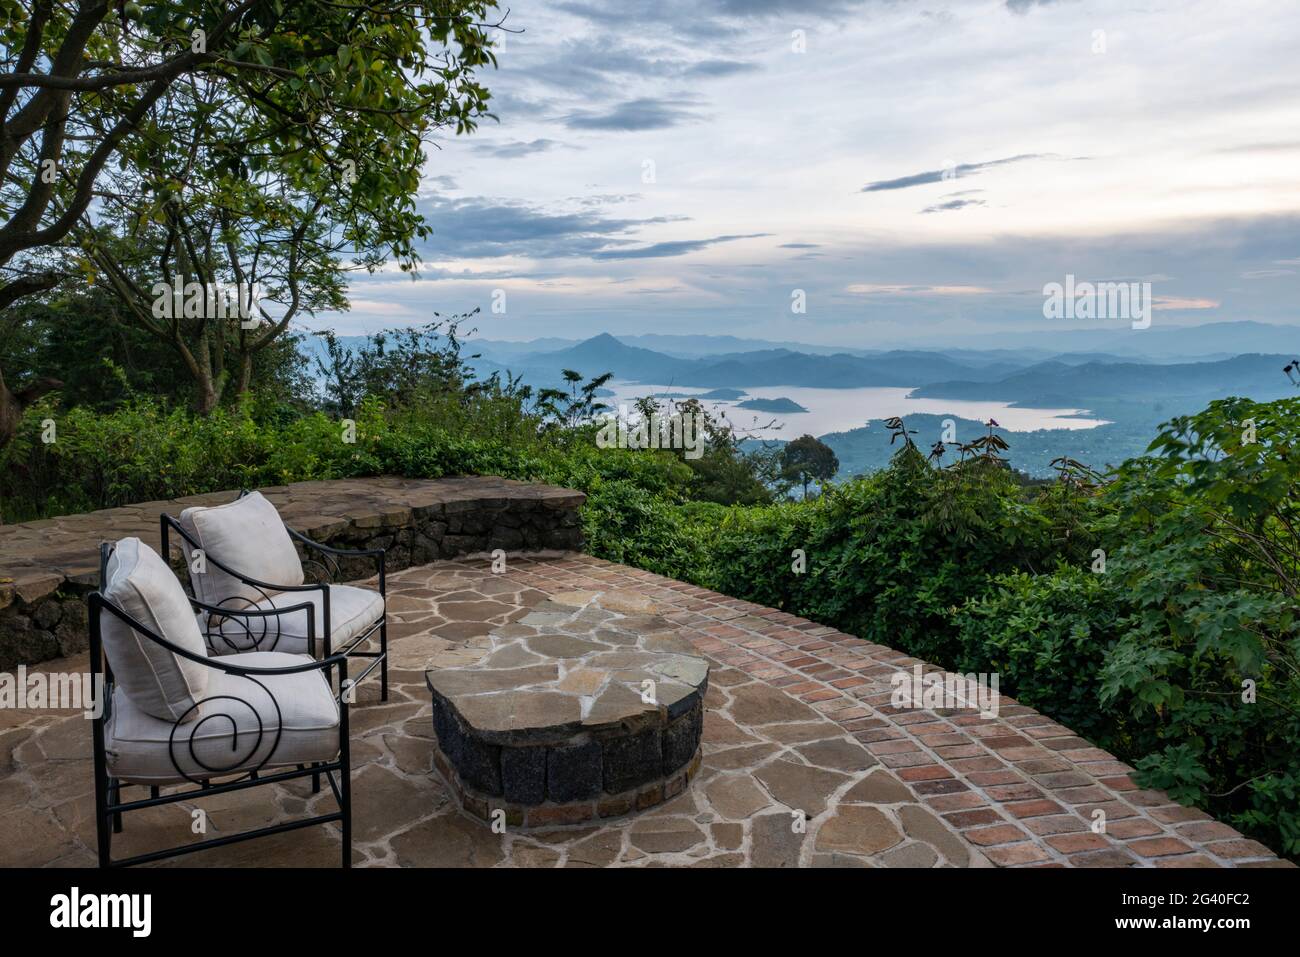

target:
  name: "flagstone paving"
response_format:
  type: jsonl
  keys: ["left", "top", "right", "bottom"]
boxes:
{"left": 0, "top": 553, "right": 1288, "bottom": 868}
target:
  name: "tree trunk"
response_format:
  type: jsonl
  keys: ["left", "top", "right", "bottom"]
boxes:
{"left": 0, "top": 366, "right": 62, "bottom": 524}
{"left": 0, "top": 366, "right": 62, "bottom": 449}
{"left": 233, "top": 351, "right": 253, "bottom": 406}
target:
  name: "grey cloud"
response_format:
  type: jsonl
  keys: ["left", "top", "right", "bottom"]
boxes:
{"left": 592, "top": 233, "right": 770, "bottom": 260}
{"left": 781, "top": 242, "right": 821, "bottom": 248}
{"left": 416, "top": 195, "right": 680, "bottom": 259}
{"left": 564, "top": 97, "right": 703, "bottom": 131}
{"left": 470, "top": 138, "right": 565, "bottom": 159}
{"left": 558, "top": 0, "right": 870, "bottom": 26}
{"left": 508, "top": 36, "right": 760, "bottom": 95}
{"left": 1006, "top": 0, "right": 1074, "bottom": 13}
{"left": 686, "top": 59, "right": 761, "bottom": 77}
{"left": 921, "top": 198, "right": 988, "bottom": 214}
{"left": 862, "top": 154, "right": 1052, "bottom": 192}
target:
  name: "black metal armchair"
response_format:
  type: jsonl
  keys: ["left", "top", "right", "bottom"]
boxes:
{"left": 90, "top": 540, "right": 352, "bottom": 868}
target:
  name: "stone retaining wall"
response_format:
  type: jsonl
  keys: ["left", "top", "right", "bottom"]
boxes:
{"left": 0, "top": 476, "right": 585, "bottom": 671}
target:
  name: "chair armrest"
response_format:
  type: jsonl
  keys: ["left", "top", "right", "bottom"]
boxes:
{"left": 286, "top": 527, "right": 386, "bottom": 595}
{"left": 287, "top": 527, "right": 386, "bottom": 560}
{"left": 190, "top": 595, "right": 317, "bottom": 622}
{"left": 92, "top": 593, "right": 344, "bottom": 677}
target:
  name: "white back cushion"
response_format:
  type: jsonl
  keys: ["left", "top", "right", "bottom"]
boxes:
{"left": 179, "top": 491, "right": 304, "bottom": 608}
{"left": 102, "top": 537, "right": 209, "bottom": 721}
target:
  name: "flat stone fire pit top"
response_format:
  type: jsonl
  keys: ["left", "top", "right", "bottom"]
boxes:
{"left": 425, "top": 589, "right": 710, "bottom": 820}
{"left": 426, "top": 589, "right": 708, "bottom": 742}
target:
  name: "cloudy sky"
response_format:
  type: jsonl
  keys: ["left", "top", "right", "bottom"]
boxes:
{"left": 305, "top": 0, "right": 1300, "bottom": 347}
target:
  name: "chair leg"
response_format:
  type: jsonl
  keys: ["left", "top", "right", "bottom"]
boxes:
{"left": 379, "top": 618, "right": 389, "bottom": 702}
{"left": 312, "top": 767, "right": 321, "bottom": 794}
{"left": 339, "top": 765, "right": 351, "bottom": 869}
{"left": 94, "top": 758, "right": 112, "bottom": 868}
{"left": 110, "top": 778, "right": 123, "bottom": 833}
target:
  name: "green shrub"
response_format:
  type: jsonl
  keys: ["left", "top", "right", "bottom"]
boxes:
{"left": 954, "top": 567, "right": 1123, "bottom": 740}
{"left": 1095, "top": 398, "right": 1300, "bottom": 854}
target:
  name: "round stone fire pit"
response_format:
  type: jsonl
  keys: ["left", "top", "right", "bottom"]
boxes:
{"left": 425, "top": 590, "right": 709, "bottom": 827}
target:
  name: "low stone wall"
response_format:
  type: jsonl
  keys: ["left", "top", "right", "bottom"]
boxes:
{"left": 0, "top": 476, "right": 585, "bottom": 671}
{"left": 432, "top": 716, "right": 705, "bottom": 829}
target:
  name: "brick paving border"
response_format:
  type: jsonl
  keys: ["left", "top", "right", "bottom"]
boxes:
{"left": 511, "top": 554, "right": 1291, "bottom": 869}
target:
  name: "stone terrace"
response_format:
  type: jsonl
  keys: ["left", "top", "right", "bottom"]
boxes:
{"left": 0, "top": 552, "right": 1288, "bottom": 868}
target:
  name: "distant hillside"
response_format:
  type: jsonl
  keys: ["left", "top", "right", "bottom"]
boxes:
{"left": 912, "top": 353, "right": 1294, "bottom": 407}
{"left": 737, "top": 397, "right": 808, "bottom": 413}
{"left": 504, "top": 335, "right": 1030, "bottom": 390}
{"left": 932, "top": 321, "right": 1298, "bottom": 360}
{"left": 816, "top": 413, "right": 1168, "bottom": 480}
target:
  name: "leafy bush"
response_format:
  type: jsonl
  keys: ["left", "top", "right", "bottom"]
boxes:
{"left": 954, "top": 567, "right": 1123, "bottom": 740}
{"left": 1095, "top": 398, "right": 1300, "bottom": 854}
{"left": 705, "top": 448, "right": 1092, "bottom": 664}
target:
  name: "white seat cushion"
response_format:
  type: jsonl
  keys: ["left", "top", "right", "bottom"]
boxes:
{"left": 101, "top": 537, "right": 209, "bottom": 722}
{"left": 104, "top": 652, "right": 339, "bottom": 785}
{"left": 200, "top": 585, "right": 384, "bottom": 656}
{"left": 179, "top": 491, "right": 304, "bottom": 609}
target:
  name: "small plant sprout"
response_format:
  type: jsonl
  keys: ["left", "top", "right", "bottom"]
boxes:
{"left": 884, "top": 416, "right": 918, "bottom": 450}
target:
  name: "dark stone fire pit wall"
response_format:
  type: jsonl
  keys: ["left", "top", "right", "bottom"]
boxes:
{"left": 0, "top": 476, "right": 585, "bottom": 671}
{"left": 430, "top": 695, "right": 705, "bottom": 827}
{"left": 432, "top": 694, "right": 704, "bottom": 803}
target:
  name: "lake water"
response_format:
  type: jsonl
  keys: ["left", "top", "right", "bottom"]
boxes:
{"left": 601, "top": 382, "right": 1110, "bottom": 440}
